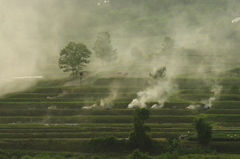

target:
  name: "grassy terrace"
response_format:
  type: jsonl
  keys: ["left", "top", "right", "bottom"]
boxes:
{"left": 1, "top": 76, "right": 240, "bottom": 153}
{"left": 0, "top": 109, "right": 197, "bottom": 116}
{"left": 0, "top": 102, "right": 192, "bottom": 109}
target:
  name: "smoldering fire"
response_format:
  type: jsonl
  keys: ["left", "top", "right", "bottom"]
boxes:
{"left": 128, "top": 80, "right": 177, "bottom": 109}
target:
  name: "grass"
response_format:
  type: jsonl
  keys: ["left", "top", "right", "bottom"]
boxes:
{"left": 200, "top": 114, "right": 240, "bottom": 122}
{"left": 1, "top": 75, "right": 240, "bottom": 155}
{"left": 180, "top": 94, "right": 240, "bottom": 101}
{"left": 0, "top": 109, "right": 197, "bottom": 116}
{"left": 0, "top": 115, "right": 196, "bottom": 124}
{"left": 205, "top": 109, "right": 240, "bottom": 114}
{"left": 212, "top": 101, "right": 240, "bottom": 109}
{"left": 0, "top": 123, "right": 193, "bottom": 129}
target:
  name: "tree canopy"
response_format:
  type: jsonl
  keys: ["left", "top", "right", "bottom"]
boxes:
{"left": 194, "top": 117, "right": 212, "bottom": 145}
{"left": 149, "top": 67, "right": 166, "bottom": 81}
{"left": 93, "top": 31, "right": 117, "bottom": 65}
{"left": 162, "top": 36, "right": 175, "bottom": 53}
{"left": 129, "top": 108, "right": 153, "bottom": 151}
{"left": 58, "top": 42, "right": 91, "bottom": 78}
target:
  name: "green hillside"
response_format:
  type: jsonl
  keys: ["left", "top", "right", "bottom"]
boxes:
{"left": 2, "top": 0, "right": 240, "bottom": 158}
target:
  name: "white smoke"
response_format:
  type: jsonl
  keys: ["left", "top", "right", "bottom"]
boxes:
{"left": 82, "top": 85, "right": 118, "bottom": 110}
{"left": 211, "top": 84, "right": 222, "bottom": 97}
{"left": 82, "top": 99, "right": 111, "bottom": 110}
{"left": 231, "top": 17, "right": 240, "bottom": 23}
{"left": 204, "top": 84, "right": 222, "bottom": 109}
{"left": 186, "top": 104, "right": 200, "bottom": 110}
{"left": 128, "top": 80, "right": 177, "bottom": 109}
{"left": 204, "top": 97, "right": 215, "bottom": 109}
{"left": 186, "top": 84, "right": 222, "bottom": 110}
{"left": 151, "top": 103, "right": 164, "bottom": 109}
{"left": 82, "top": 103, "right": 100, "bottom": 109}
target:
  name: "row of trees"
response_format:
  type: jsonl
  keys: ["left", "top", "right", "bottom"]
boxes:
{"left": 58, "top": 32, "right": 117, "bottom": 77}
{"left": 130, "top": 108, "right": 212, "bottom": 151}
{"left": 58, "top": 31, "right": 176, "bottom": 78}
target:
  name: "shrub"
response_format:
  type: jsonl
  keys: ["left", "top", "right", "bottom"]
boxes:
{"left": 0, "top": 155, "right": 9, "bottom": 159}
{"left": 194, "top": 117, "right": 212, "bottom": 145}
{"left": 21, "top": 155, "right": 31, "bottom": 159}
{"left": 0, "top": 149, "right": 9, "bottom": 158}
{"left": 64, "top": 153, "right": 74, "bottom": 158}
{"left": 55, "top": 155, "right": 65, "bottom": 159}
{"left": 88, "top": 135, "right": 119, "bottom": 152}
{"left": 127, "top": 148, "right": 152, "bottom": 159}
{"left": 164, "top": 138, "right": 181, "bottom": 153}
{"left": 155, "top": 151, "right": 180, "bottom": 159}
{"left": 77, "top": 154, "right": 87, "bottom": 159}
{"left": 129, "top": 108, "right": 154, "bottom": 152}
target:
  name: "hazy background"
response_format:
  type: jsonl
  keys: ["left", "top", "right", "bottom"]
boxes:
{"left": 1, "top": 0, "right": 240, "bottom": 95}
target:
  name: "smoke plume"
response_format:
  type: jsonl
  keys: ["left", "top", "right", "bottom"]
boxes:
{"left": 128, "top": 79, "right": 177, "bottom": 109}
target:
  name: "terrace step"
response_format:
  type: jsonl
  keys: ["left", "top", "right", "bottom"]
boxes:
{"left": 0, "top": 109, "right": 197, "bottom": 116}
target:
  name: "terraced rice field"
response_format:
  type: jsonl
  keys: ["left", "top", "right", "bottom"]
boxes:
{"left": 0, "top": 76, "right": 240, "bottom": 152}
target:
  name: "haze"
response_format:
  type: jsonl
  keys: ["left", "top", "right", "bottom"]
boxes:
{"left": 1, "top": 0, "right": 240, "bottom": 95}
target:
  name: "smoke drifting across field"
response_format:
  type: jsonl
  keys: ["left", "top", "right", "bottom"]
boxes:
{"left": 1, "top": 0, "right": 240, "bottom": 97}
{"left": 128, "top": 79, "right": 178, "bottom": 109}
{"left": 0, "top": 0, "right": 93, "bottom": 95}
{"left": 0, "top": 0, "right": 60, "bottom": 95}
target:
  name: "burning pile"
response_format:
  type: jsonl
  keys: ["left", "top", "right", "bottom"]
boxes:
{"left": 82, "top": 86, "right": 118, "bottom": 110}
{"left": 82, "top": 100, "right": 110, "bottom": 109}
{"left": 128, "top": 79, "right": 177, "bottom": 109}
{"left": 186, "top": 84, "right": 222, "bottom": 110}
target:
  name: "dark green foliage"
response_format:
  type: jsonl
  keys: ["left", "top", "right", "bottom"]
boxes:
{"left": 160, "top": 138, "right": 216, "bottom": 157}
{"left": 127, "top": 149, "right": 151, "bottom": 159}
{"left": 231, "top": 85, "right": 239, "bottom": 93}
{"left": 92, "top": 155, "right": 104, "bottom": 159}
{"left": 164, "top": 138, "right": 181, "bottom": 153}
{"left": 194, "top": 117, "right": 212, "bottom": 144}
{"left": 90, "top": 135, "right": 118, "bottom": 146}
{"left": 0, "top": 155, "right": 8, "bottom": 159}
{"left": 21, "top": 155, "right": 31, "bottom": 159}
{"left": 228, "top": 68, "right": 240, "bottom": 74}
{"left": 149, "top": 67, "right": 166, "bottom": 80}
{"left": 162, "top": 36, "right": 175, "bottom": 53}
{"left": 156, "top": 151, "right": 180, "bottom": 159}
{"left": 64, "top": 153, "right": 73, "bottom": 158}
{"left": 180, "top": 146, "right": 216, "bottom": 155}
{"left": 88, "top": 135, "right": 120, "bottom": 152}
{"left": 58, "top": 42, "right": 91, "bottom": 78}
{"left": 129, "top": 108, "right": 153, "bottom": 151}
{"left": 93, "top": 32, "right": 117, "bottom": 65}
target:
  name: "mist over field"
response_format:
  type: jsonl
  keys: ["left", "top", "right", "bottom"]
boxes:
{"left": 2, "top": 1, "right": 240, "bottom": 157}
{"left": 1, "top": 0, "right": 240, "bottom": 95}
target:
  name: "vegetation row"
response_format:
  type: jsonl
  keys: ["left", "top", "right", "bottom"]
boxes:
{"left": 0, "top": 109, "right": 197, "bottom": 116}
{"left": 0, "top": 115, "right": 195, "bottom": 124}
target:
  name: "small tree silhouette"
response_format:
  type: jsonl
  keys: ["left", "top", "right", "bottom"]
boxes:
{"left": 194, "top": 117, "right": 212, "bottom": 145}
{"left": 129, "top": 108, "right": 153, "bottom": 151}
{"left": 149, "top": 67, "right": 166, "bottom": 81}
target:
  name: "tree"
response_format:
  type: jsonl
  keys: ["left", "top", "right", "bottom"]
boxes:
{"left": 93, "top": 32, "right": 117, "bottom": 65}
{"left": 149, "top": 67, "right": 166, "bottom": 81}
{"left": 194, "top": 117, "right": 212, "bottom": 145}
{"left": 162, "top": 36, "right": 175, "bottom": 53}
{"left": 127, "top": 148, "right": 151, "bottom": 159}
{"left": 129, "top": 108, "right": 153, "bottom": 151}
{"left": 58, "top": 42, "right": 91, "bottom": 78}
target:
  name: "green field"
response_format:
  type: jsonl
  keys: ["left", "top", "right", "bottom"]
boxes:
{"left": 1, "top": 75, "right": 240, "bottom": 157}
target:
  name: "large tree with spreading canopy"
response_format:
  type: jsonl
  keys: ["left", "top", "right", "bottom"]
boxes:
{"left": 58, "top": 42, "right": 91, "bottom": 78}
